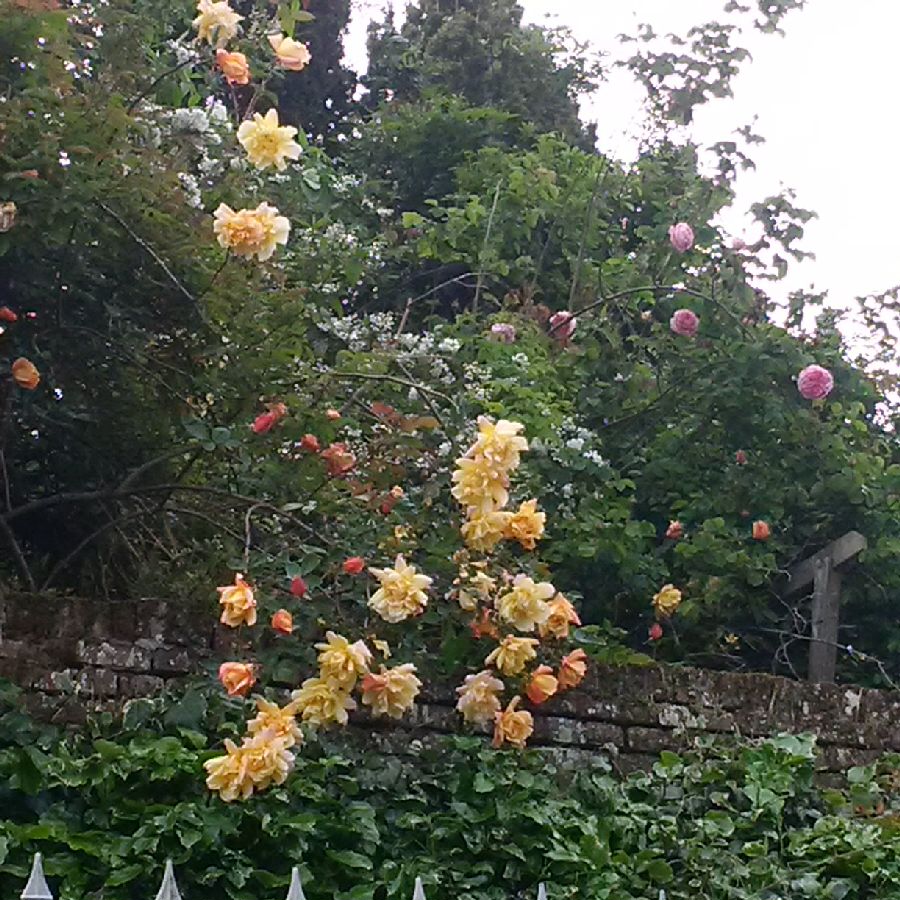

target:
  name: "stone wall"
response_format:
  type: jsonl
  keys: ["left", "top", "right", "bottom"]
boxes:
{"left": 2, "top": 592, "right": 898, "bottom": 775}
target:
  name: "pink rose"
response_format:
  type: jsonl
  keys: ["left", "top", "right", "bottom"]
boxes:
{"left": 669, "top": 222, "right": 695, "bottom": 253}
{"left": 490, "top": 323, "right": 516, "bottom": 343}
{"left": 731, "top": 237, "right": 747, "bottom": 251}
{"left": 549, "top": 311, "right": 577, "bottom": 343}
{"left": 797, "top": 364, "right": 834, "bottom": 401}
{"left": 670, "top": 309, "right": 699, "bottom": 337}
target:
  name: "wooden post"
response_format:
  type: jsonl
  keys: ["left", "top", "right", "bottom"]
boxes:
{"left": 782, "top": 531, "right": 867, "bottom": 684}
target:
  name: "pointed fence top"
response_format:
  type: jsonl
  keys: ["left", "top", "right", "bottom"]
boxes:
{"left": 412, "top": 877, "right": 427, "bottom": 900}
{"left": 286, "top": 867, "right": 307, "bottom": 900}
{"left": 154, "top": 860, "right": 183, "bottom": 900}
{"left": 537, "top": 885, "right": 547, "bottom": 900}
{"left": 21, "top": 853, "right": 53, "bottom": 900}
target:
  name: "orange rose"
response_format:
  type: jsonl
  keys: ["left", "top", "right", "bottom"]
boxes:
{"left": 325, "top": 408, "right": 341, "bottom": 421}
{"left": 469, "top": 609, "right": 499, "bottom": 640}
{"left": 343, "top": 556, "right": 366, "bottom": 575}
{"left": 11, "top": 357, "right": 40, "bottom": 390}
{"left": 216, "top": 49, "right": 250, "bottom": 85}
{"left": 558, "top": 649, "right": 588, "bottom": 690}
{"left": 492, "top": 696, "right": 534, "bottom": 749}
{"left": 217, "top": 573, "right": 257, "bottom": 628}
{"left": 752, "top": 520, "right": 771, "bottom": 541}
{"left": 665, "top": 520, "right": 683, "bottom": 541}
{"left": 0, "top": 307, "right": 18, "bottom": 323}
{"left": 271, "top": 609, "right": 293, "bottom": 635}
{"left": 321, "top": 442, "right": 355, "bottom": 476}
{"left": 300, "top": 433, "right": 320, "bottom": 453}
{"left": 525, "top": 665, "right": 558, "bottom": 705}
{"left": 218, "top": 661, "right": 256, "bottom": 697}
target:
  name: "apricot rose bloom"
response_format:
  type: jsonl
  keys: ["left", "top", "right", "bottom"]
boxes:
{"left": 268, "top": 33, "right": 312, "bottom": 71}
{"left": 204, "top": 730, "right": 294, "bottom": 802}
{"left": 216, "top": 49, "right": 250, "bottom": 85}
{"left": 456, "top": 670, "right": 505, "bottom": 725}
{"left": 11, "top": 357, "right": 40, "bottom": 390}
{"left": 525, "top": 665, "right": 559, "bottom": 705}
{"left": 469, "top": 417, "right": 529, "bottom": 473}
{"left": 368, "top": 555, "right": 432, "bottom": 623}
{"left": 492, "top": 696, "right": 534, "bottom": 749}
{"left": 539, "top": 594, "right": 581, "bottom": 640}
{"left": 752, "top": 520, "right": 771, "bottom": 541}
{"left": 461, "top": 510, "right": 512, "bottom": 552}
{"left": 271, "top": 609, "right": 293, "bottom": 635}
{"left": 360, "top": 664, "right": 421, "bottom": 719}
{"left": 213, "top": 202, "right": 290, "bottom": 261}
{"left": 237, "top": 108, "right": 302, "bottom": 171}
{"left": 218, "top": 661, "right": 256, "bottom": 697}
{"left": 246, "top": 697, "right": 303, "bottom": 748}
{"left": 484, "top": 635, "right": 539, "bottom": 676}
{"left": 496, "top": 574, "right": 554, "bottom": 632}
{"left": 218, "top": 573, "right": 257, "bottom": 628}
{"left": 652, "top": 584, "right": 682, "bottom": 619}
{"left": 452, "top": 457, "right": 512, "bottom": 514}
{"left": 192, "top": 0, "right": 243, "bottom": 47}
{"left": 558, "top": 649, "right": 588, "bottom": 690}
{"left": 315, "top": 631, "right": 372, "bottom": 690}
{"left": 504, "top": 499, "right": 546, "bottom": 550}
{"left": 291, "top": 676, "right": 355, "bottom": 727}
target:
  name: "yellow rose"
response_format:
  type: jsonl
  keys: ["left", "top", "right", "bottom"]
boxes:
{"left": 451, "top": 456, "right": 510, "bottom": 513}
{"left": 359, "top": 663, "right": 421, "bottom": 719}
{"left": 461, "top": 510, "right": 512, "bottom": 553}
{"left": 245, "top": 698, "right": 303, "bottom": 748}
{"left": 484, "top": 635, "right": 539, "bottom": 676}
{"left": 213, "top": 202, "right": 290, "bottom": 261}
{"left": 539, "top": 594, "right": 581, "bottom": 640}
{"left": 268, "top": 34, "right": 312, "bottom": 71}
{"left": 368, "top": 555, "right": 432, "bottom": 623}
{"left": 291, "top": 677, "right": 356, "bottom": 727}
{"left": 652, "top": 583, "right": 682, "bottom": 619}
{"left": 0, "top": 201, "right": 17, "bottom": 233}
{"left": 504, "top": 499, "right": 546, "bottom": 551}
{"left": 192, "top": 0, "right": 243, "bottom": 47}
{"left": 525, "top": 666, "right": 558, "bottom": 705}
{"left": 496, "top": 574, "right": 554, "bottom": 633}
{"left": 236, "top": 108, "right": 302, "bottom": 171}
{"left": 315, "top": 631, "right": 372, "bottom": 690}
{"left": 492, "top": 696, "right": 534, "bottom": 749}
{"left": 204, "top": 731, "right": 294, "bottom": 802}
{"left": 217, "top": 573, "right": 257, "bottom": 628}
{"left": 469, "top": 417, "right": 528, "bottom": 472}
{"left": 455, "top": 670, "right": 505, "bottom": 726}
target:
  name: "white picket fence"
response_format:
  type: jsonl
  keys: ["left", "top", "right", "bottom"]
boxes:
{"left": 17, "top": 854, "right": 553, "bottom": 900}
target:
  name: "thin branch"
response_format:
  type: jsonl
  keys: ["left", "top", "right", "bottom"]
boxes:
{"left": 96, "top": 202, "right": 200, "bottom": 311}
{"left": 473, "top": 181, "right": 502, "bottom": 314}
{"left": 0, "top": 515, "right": 36, "bottom": 591}
{"left": 330, "top": 370, "right": 456, "bottom": 407}
{"left": 394, "top": 272, "right": 481, "bottom": 338}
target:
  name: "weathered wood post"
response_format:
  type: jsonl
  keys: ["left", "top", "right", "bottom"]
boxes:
{"left": 783, "top": 530, "right": 867, "bottom": 683}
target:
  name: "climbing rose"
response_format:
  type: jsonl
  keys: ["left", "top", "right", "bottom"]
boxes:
{"left": 343, "top": 556, "right": 366, "bottom": 575}
{"left": 504, "top": 499, "right": 546, "bottom": 550}
{"left": 665, "top": 520, "right": 684, "bottom": 541}
{"left": 496, "top": 574, "right": 554, "bottom": 633}
{"left": 217, "top": 573, "right": 257, "bottom": 628}
{"left": 735, "top": 449, "right": 748, "bottom": 465}
{"left": 368, "top": 555, "right": 432, "bottom": 623}
{"left": 325, "top": 408, "right": 341, "bottom": 420}
{"left": 246, "top": 697, "right": 303, "bottom": 747}
{"left": 204, "top": 732, "right": 294, "bottom": 802}
{"left": 525, "top": 665, "right": 559, "bottom": 705}
{"left": 252, "top": 402, "right": 287, "bottom": 434}
{"left": 484, "top": 635, "right": 539, "bottom": 676}
{"left": 549, "top": 311, "right": 577, "bottom": 344}
{"left": 0, "top": 306, "right": 18, "bottom": 323}
{"left": 731, "top": 237, "right": 747, "bottom": 251}
{"left": 11, "top": 357, "right": 40, "bottom": 390}
{"left": 299, "top": 433, "right": 320, "bottom": 453}
{"left": 268, "top": 33, "right": 311, "bottom": 71}
{"left": 752, "top": 520, "right": 771, "bottom": 541}
{"left": 359, "top": 664, "right": 421, "bottom": 719}
{"left": 492, "top": 696, "right": 534, "bottom": 748}
{"left": 470, "top": 609, "right": 499, "bottom": 640}
{"left": 192, "top": 0, "right": 242, "bottom": 46}
{"left": 215, "top": 49, "right": 250, "bottom": 85}
{"left": 652, "top": 584, "right": 682, "bottom": 619}
{"left": 321, "top": 442, "right": 355, "bottom": 476}
{"left": 558, "top": 649, "right": 588, "bottom": 690}
{"left": 668, "top": 222, "right": 695, "bottom": 253}
{"left": 461, "top": 510, "right": 512, "bottom": 553}
{"left": 456, "top": 670, "right": 504, "bottom": 725}
{"left": 0, "top": 202, "right": 16, "bottom": 233}
{"left": 649, "top": 622, "right": 664, "bottom": 642}
{"left": 316, "top": 632, "right": 372, "bottom": 690}
{"left": 271, "top": 609, "right": 293, "bottom": 635}
{"left": 237, "top": 108, "right": 301, "bottom": 171}
{"left": 797, "top": 364, "right": 834, "bottom": 400}
{"left": 218, "top": 662, "right": 256, "bottom": 697}
{"left": 490, "top": 322, "right": 517, "bottom": 343}
{"left": 538, "top": 594, "right": 581, "bottom": 640}
{"left": 213, "top": 202, "right": 290, "bottom": 261}
{"left": 291, "top": 676, "right": 355, "bottom": 726}
{"left": 670, "top": 309, "right": 699, "bottom": 337}
{"left": 290, "top": 576, "right": 308, "bottom": 598}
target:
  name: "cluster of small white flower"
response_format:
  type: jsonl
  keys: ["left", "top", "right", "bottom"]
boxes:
{"left": 549, "top": 417, "right": 608, "bottom": 471}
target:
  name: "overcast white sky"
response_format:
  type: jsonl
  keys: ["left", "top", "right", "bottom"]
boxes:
{"left": 346, "top": 1, "right": 900, "bottom": 312}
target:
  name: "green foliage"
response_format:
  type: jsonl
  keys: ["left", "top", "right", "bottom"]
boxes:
{"left": 2, "top": 685, "right": 900, "bottom": 900}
